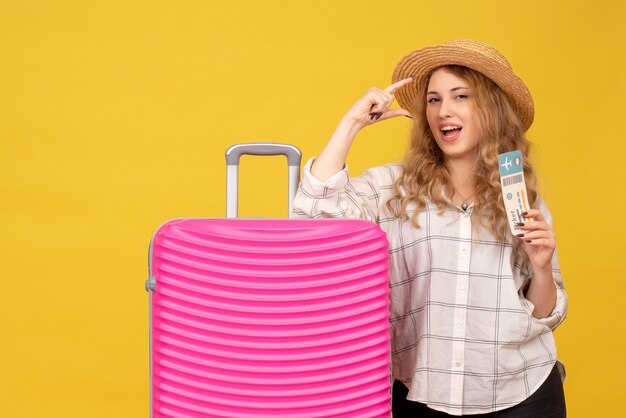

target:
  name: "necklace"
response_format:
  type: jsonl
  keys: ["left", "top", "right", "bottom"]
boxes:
{"left": 451, "top": 185, "right": 476, "bottom": 212}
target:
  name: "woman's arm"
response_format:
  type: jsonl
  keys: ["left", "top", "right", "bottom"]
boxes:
{"left": 525, "top": 264, "right": 557, "bottom": 318}
{"left": 311, "top": 79, "right": 414, "bottom": 181}
{"left": 517, "top": 207, "right": 559, "bottom": 318}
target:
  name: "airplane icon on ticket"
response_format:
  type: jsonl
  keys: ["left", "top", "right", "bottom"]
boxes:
{"left": 501, "top": 157, "right": 512, "bottom": 172}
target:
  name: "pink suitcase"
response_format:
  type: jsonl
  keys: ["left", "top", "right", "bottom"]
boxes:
{"left": 146, "top": 143, "right": 391, "bottom": 417}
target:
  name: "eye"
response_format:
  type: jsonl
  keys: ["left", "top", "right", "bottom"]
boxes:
{"left": 427, "top": 97, "right": 440, "bottom": 104}
{"left": 455, "top": 94, "right": 468, "bottom": 100}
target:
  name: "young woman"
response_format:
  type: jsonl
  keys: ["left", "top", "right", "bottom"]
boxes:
{"left": 292, "top": 40, "right": 567, "bottom": 417}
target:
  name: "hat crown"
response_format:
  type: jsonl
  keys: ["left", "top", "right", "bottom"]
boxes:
{"left": 446, "top": 39, "right": 512, "bottom": 70}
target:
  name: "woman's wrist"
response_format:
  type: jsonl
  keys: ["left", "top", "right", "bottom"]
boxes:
{"left": 531, "top": 264, "right": 553, "bottom": 280}
{"left": 337, "top": 115, "right": 366, "bottom": 138}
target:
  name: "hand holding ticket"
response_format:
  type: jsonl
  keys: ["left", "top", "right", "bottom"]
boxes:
{"left": 499, "top": 150, "right": 530, "bottom": 235}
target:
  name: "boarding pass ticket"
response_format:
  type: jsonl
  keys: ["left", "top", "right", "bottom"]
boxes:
{"left": 499, "top": 150, "right": 530, "bottom": 235}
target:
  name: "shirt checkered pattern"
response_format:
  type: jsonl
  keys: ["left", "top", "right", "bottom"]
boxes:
{"left": 291, "top": 159, "right": 567, "bottom": 416}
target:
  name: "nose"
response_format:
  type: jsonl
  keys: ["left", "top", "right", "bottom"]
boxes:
{"left": 438, "top": 98, "right": 453, "bottom": 119}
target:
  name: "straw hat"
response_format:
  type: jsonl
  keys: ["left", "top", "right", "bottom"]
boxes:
{"left": 392, "top": 39, "right": 534, "bottom": 131}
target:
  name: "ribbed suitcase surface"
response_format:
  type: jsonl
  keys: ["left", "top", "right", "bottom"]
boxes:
{"left": 149, "top": 218, "right": 391, "bottom": 418}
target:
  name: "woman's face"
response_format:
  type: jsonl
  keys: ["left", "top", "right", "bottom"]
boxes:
{"left": 425, "top": 68, "right": 480, "bottom": 162}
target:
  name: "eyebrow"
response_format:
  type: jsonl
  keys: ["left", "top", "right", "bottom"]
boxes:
{"left": 426, "top": 86, "right": 469, "bottom": 95}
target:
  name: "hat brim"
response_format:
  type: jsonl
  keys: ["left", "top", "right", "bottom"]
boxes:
{"left": 392, "top": 41, "right": 534, "bottom": 131}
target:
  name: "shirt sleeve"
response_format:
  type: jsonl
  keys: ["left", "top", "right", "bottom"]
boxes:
{"left": 519, "top": 200, "right": 568, "bottom": 331}
{"left": 291, "top": 157, "right": 396, "bottom": 223}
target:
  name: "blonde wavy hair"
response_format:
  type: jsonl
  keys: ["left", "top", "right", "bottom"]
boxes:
{"left": 387, "top": 65, "right": 539, "bottom": 245}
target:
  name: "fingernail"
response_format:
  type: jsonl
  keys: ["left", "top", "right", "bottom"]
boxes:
{"left": 516, "top": 233, "right": 524, "bottom": 238}
{"left": 369, "top": 113, "right": 375, "bottom": 120}
{"left": 404, "top": 115, "right": 413, "bottom": 119}
{"left": 375, "top": 113, "right": 382, "bottom": 120}
{"left": 516, "top": 222, "right": 525, "bottom": 227}
{"left": 521, "top": 211, "right": 528, "bottom": 216}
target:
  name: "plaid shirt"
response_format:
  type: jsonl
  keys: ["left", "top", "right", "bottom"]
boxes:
{"left": 291, "top": 159, "right": 567, "bottom": 415}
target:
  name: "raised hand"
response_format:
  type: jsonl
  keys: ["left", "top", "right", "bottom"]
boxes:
{"left": 343, "top": 77, "right": 415, "bottom": 128}
{"left": 310, "top": 77, "right": 415, "bottom": 181}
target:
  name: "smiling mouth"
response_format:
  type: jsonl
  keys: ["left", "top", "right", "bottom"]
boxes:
{"left": 441, "top": 126, "right": 462, "bottom": 140}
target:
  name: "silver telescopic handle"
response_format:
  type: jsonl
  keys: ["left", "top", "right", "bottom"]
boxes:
{"left": 225, "top": 143, "right": 302, "bottom": 218}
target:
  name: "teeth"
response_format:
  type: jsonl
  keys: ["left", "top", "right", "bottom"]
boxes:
{"left": 441, "top": 126, "right": 461, "bottom": 131}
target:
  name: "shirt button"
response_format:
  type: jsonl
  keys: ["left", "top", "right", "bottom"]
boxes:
{"left": 462, "top": 248, "right": 467, "bottom": 252}
{"left": 455, "top": 362, "right": 461, "bottom": 367}
{"left": 457, "top": 323, "right": 462, "bottom": 329}
{"left": 460, "top": 285, "right": 466, "bottom": 290}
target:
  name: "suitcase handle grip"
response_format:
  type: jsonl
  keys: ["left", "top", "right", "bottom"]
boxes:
{"left": 226, "top": 143, "right": 301, "bottom": 167}
{"left": 225, "top": 142, "right": 302, "bottom": 218}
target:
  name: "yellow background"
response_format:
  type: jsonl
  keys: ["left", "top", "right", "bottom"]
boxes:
{"left": 1, "top": 0, "right": 624, "bottom": 416}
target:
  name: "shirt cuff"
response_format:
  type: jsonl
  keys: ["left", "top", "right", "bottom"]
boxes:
{"left": 300, "top": 157, "right": 350, "bottom": 199}
{"left": 523, "top": 284, "right": 567, "bottom": 330}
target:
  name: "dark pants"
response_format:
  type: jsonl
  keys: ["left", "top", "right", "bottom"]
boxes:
{"left": 392, "top": 365, "right": 566, "bottom": 417}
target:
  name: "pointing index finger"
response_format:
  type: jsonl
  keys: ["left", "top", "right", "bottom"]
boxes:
{"left": 384, "top": 77, "right": 414, "bottom": 94}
